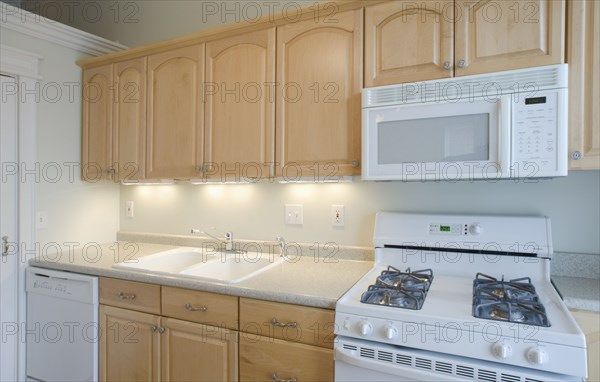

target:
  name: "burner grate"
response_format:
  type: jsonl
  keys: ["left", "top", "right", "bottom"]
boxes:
{"left": 472, "top": 273, "right": 550, "bottom": 327}
{"left": 360, "top": 267, "right": 433, "bottom": 310}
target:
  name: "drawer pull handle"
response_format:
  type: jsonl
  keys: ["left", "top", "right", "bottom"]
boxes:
{"left": 271, "top": 318, "right": 297, "bottom": 328}
{"left": 118, "top": 292, "right": 136, "bottom": 300}
{"left": 272, "top": 373, "right": 296, "bottom": 382}
{"left": 185, "top": 303, "right": 207, "bottom": 312}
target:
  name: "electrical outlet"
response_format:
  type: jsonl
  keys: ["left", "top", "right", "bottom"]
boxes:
{"left": 126, "top": 201, "right": 134, "bottom": 218}
{"left": 36, "top": 211, "right": 48, "bottom": 229}
{"left": 284, "top": 204, "right": 303, "bottom": 225}
{"left": 332, "top": 205, "right": 345, "bottom": 227}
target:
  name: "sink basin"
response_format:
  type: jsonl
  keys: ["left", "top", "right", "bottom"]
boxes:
{"left": 179, "top": 255, "right": 282, "bottom": 283}
{"left": 113, "top": 247, "right": 283, "bottom": 283}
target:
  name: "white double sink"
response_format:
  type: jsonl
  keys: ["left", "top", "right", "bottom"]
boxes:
{"left": 113, "top": 247, "right": 283, "bottom": 284}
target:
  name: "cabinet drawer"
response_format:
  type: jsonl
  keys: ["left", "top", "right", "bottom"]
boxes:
{"left": 162, "top": 286, "right": 238, "bottom": 330}
{"left": 100, "top": 277, "right": 161, "bottom": 314}
{"left": 240, "top": 335, "right": 333, "bottom": 382}
{"left": 240, "top": 298, "right": 334, "bottom": 348}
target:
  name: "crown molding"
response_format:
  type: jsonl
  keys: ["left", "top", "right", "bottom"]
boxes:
{"left": 0, "top": 3, "right": 127, "bottom": 56}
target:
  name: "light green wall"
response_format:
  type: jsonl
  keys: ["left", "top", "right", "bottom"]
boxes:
{"left": 1, "top": 28, "right": 120, "bottom": 249}
{"left": 120, "top": 171, "right": 600, "bottom": 254}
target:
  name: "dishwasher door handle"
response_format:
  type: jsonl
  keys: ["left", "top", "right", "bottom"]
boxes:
{"left": 2, "top": 236, "right": 8, "bottom": 256}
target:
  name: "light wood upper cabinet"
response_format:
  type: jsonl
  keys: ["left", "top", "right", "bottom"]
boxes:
{"left": 204, "top": 29, "right": 276, "bottom": 181}
{"left": 568, "top": 0, "right": 600, "bottom": 170}
{"left": 161, "top": 318, "right": 238, "bottom": 381}
{"left": 365, "top": 0, "right": 454, "bottom": 86}
{"left": 147, "top": 45, "right": 204, "bottom": 179}
{"left": 455, "top": 0, "right": 565, "bottom": 76}
{"left": 82, "top": 65, "right": 113, "bottom": 181}
{"left": 276, "top": 9, "right": 363, "bottom": 178}
{"left": 99, "top": 305, "right": 160, "bottom": 381}
{"left": 113, "top": 57, "right": 147, "bottom": 180}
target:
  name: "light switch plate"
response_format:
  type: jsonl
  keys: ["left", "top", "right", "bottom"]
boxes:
{"left": 36, "top": 211, "right": 48, "bottom": 229}
{"left": 284, "top": 204, "right": 303, "bottom": 225}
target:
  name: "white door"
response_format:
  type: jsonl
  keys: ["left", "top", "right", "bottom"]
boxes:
{"left": 0, "top": 74, "right": 19, "bottom": 381}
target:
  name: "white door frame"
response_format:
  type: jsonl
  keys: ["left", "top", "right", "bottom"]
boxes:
{"left": 0, "top": 44, "right": 40, "bottom": 381}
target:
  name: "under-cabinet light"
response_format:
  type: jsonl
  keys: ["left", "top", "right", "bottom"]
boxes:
{"left": 121, "top": 179, "right": 176, "bottom": 186}
{"left": 189, "top": 179, "right": 253, "bottom": 185}
{"left": 277, "top": 176, "right": 354, "bottom": 184}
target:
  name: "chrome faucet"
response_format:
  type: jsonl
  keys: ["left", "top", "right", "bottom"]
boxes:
{"left": 191, "top": 229, "right": 234, "bottom": 251}
{"left": 276, "top": 236, "right": 286, "bottom": 257}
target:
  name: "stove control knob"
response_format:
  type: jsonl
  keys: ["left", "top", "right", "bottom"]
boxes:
{"left": 491, "top": 341, "right": 513, "bottom": 359}
{"left": 526, "top": 347, "right": 549, "bottom": 365}
{"left": 469, "top": 223, "right": 483, "bottom": 235}
{"left": 357, "top": 321, "right": 373, "bottom": 336}
{"left": 382, "top": 324, "right": 398, "bottom": 340}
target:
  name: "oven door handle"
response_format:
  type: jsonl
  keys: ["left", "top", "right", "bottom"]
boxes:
{"left": 335, "top": 344, "right": 466, "bottom": 382}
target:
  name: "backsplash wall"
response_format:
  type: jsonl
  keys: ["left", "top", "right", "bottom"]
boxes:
{"left": 120, "top": 170, "right": 600, "bottom": 255}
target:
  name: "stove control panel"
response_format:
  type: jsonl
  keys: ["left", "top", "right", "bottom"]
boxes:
{"left": 428, "top": 223, "right": 467, "bottom": 236}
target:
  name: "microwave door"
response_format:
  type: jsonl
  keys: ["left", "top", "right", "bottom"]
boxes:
{"left": 363, "top": 98, "right": 510, "bottom": 181}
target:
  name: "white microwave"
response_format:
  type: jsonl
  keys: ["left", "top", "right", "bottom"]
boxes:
{"left": 362, "top": 64, "right": 568, "bottom": 181}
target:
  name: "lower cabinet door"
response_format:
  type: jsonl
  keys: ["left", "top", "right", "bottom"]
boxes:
{"left": 161, "top": 317, "right": 238, "bottom": 381}
{"left": 99, "top": 305, "right": 161, "bottom": 381}
{"left": 240, "top": 335, "right": 333, "bottom": 382}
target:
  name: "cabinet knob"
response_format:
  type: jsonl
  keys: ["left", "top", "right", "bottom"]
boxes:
{"left": 571, "top": 151, "right": 583, "bottom": 160}
{"left": 351, "top": 160, "right": 359, "bottom": 168}
{"left": 443, "top": 61, "right": 452, "bottom": 70}
{"left": 457, "top": 60, "right": 466, "bottom": 68}
{"left": 150, "top": 326, "right": 157, "bottom": 333}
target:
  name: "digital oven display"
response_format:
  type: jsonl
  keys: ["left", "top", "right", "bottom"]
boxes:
{"left": 439, "top": 225, "right": 451, "bottom": 232}
{"left": 525, "top": 96, "right": 547, "bottom": 105}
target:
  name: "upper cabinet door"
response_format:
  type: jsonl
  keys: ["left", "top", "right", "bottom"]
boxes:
{"left": 113, "top": 57, "right": 147, "bottom": 181}
{"left": 568, "top": 0, "right": 600, "bottom": 170}
{"left": 276, "top": 9, "right": 363, "bottom": 179}
{"left": 82, "top": 65, "right": 113, "bottom": 181}
{"left": 455, "top": 0, "right": 565, "bottom": 76}
{"left": 205, "top": 28, "right": 276, "bottom": 181}
{"left": 365, "top": 0, "right": 454, "bottom": 87}
{"left": 147, "top": 45, "right": 204, "bottom": 179}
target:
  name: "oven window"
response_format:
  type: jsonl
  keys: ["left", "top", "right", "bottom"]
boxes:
{"left": 377, "top": 114, "right": 490, "bottom": 164}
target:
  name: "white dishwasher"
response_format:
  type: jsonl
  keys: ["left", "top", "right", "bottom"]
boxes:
{"left": 26, "top": 267, "right": 98, "bottom": 381}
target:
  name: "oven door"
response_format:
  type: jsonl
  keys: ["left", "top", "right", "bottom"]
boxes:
{"left": 335, "top": 337, "right": 465, "bottom": 382}
{"left": 362, "top": 96, "right": 511, "bottom": 181}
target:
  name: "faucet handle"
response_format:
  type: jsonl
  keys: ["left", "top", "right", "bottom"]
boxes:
{"left": 191, "top": 229, "right": 200, "bottom": 234}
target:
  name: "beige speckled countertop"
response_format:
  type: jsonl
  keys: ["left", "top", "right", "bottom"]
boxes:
{"left": 29, "top": 241, "right": 373, "bottom": 309}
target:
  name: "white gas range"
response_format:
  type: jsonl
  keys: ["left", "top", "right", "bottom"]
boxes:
{"left": 335, "top": 213, "right": 587, "bottom": 381}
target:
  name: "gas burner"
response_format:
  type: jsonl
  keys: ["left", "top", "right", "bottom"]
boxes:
{"left": 360, "top": 267, "right": 433, "bottom": 310}
{"left": 472, "top": 273, "right": 550, "bottom": 327}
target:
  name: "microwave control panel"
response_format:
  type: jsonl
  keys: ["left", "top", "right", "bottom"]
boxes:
{"left": 512, "top": 91, "right": 559, "bottom": 173}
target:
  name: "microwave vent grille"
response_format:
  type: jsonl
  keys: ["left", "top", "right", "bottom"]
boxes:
{"left": 363, "top": 64, "right": 566, "bottom": 108}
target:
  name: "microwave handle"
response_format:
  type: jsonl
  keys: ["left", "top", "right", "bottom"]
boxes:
{"left": 497, "top": 95, "right": 512, "bottom": 177}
